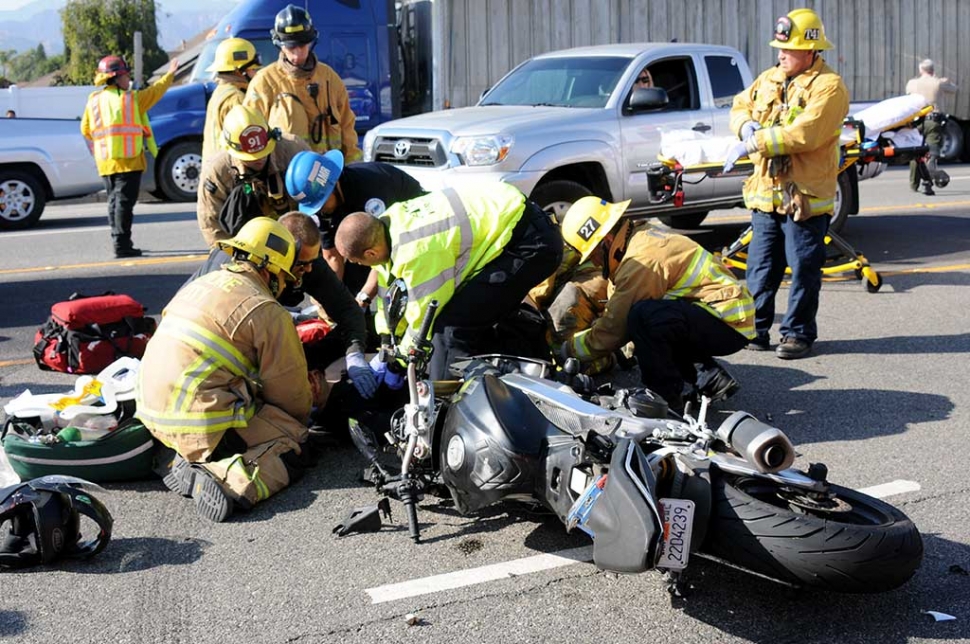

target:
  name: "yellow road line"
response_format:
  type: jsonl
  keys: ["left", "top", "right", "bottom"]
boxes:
{"left": 0, "top": 358, "right": 35, "bottom": 368}
{"left": 0, "top": 254, "right": 207, "bottom": 276}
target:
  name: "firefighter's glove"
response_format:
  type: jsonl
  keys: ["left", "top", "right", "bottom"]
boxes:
{"left": 723, "top": 139, "right": 753, "bottom": 174}
{"left": 739, "top": 121, "right": 761, "bottom": 140}
{"left": 556, "top": 342, "right": 572, "bottom": 367}
{"left": 347, "top": 351, "right": 378, "bottom": 399}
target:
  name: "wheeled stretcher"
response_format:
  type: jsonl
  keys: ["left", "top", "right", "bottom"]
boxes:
{"left": 645, "top": 95, "right": 937, "bottom": 293}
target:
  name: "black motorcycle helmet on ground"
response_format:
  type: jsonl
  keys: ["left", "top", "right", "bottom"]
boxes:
{"left": 0, "top": 476, "right": 113, "bottom": 569}
{"left": 271, "top": 4, "right": 319, "bottom": 49}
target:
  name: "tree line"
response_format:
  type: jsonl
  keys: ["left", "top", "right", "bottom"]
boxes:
{"left": 0, "top": 0, "right": 168, "bottom": 87}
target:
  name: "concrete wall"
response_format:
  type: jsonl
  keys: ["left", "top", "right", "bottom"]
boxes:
{"left": 432, "top": 0, "right": 967, "bottom": 116}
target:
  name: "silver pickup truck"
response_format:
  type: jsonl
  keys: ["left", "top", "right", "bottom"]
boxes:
{"left": 364, "top": 42, "right": 860, "bottom": 231}
{"left": 0, "top": 118, "right": 102, "bottom": 230}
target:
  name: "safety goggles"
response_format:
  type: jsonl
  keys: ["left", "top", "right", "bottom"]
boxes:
{"left": 293, "top": 246, "right": 321, "bottom": 270}
{"left": 773, "top": 16, "right": 793, "bottom": 43}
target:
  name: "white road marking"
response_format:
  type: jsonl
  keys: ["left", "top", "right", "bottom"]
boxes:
{"left": 857, "top": 479, "right": 921, "bottom": 498}
{"left": 365, "top": 479, "right": 921, "bottom": 604}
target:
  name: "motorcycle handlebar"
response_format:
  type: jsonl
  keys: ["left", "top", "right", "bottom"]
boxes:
{"left": 403, "top": 487, "right": 421, "bottom": 543}
{"left": 415, "top": 300, "right": 438, "bottom": 345}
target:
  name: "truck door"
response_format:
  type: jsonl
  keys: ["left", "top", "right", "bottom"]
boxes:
{"left": 618, "top": 56, "right": 716, "bottom": 209}
{"left": 702, "top": 53, "right": 750, "bottom": 199}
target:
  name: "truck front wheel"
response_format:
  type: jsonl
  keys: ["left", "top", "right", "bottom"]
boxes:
{"left": 0, "top": 170, "right": 46, "bottom": 230}
{"left": 156, "top": 141, "right": 203, "bottom": 202}
{"left": 530, "top": 180, "right": 593, "bottom": 223}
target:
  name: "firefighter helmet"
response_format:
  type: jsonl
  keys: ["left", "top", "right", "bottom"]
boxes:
{"left": 221, "top": 104, "right": 277, "bottom": 161}
{"left": 285, "top": 150, "right": 344, "bottom": 215}
{"left": 94, "top": 55, "right": 130, "bottom": 85}
{"left": 220, "top": 217, "right": 298, "bottom": 281}
{"left": 560, "top": 197, "right": 632, "bottom": 263}
{"left": 205, "top": 38, "right": 261, "bottom": 74}
{"left": 271, "top": 4, "right": 318, "bottom": 49}
{"left": 770, "top": 8, "right": 834, "bottom": 51}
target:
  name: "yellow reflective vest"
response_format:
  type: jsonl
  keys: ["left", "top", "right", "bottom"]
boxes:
{"left": 135, "top": 263, "right": 312, "bottom": 462}
{"left": 569, "top": 224, "right": 756, "bottom": 362}
{"left": 729, "top": 56, "right": 849, "bottom": 217}
{"left": 244, "top": 53, "right": 362, "bottom": 161}
{"left": 373, "top": 183, "right": 527, "bottom": 348}
{"left": 80, "top": 72, "right": 173, "bottom": 176}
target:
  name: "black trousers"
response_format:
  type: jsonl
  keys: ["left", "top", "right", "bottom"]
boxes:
{"left": 627, "top": 299, "right": 749, "bottom": 408}
{"left": 429, "top": 201, "right": 563, "bottom": 380}
{"left": 104, "top": 170, "right": 142, "bottom": 251}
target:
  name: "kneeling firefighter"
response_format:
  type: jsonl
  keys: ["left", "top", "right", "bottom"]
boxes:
{"left": 137, "top": 218, "right": 323, "bottom": 522}
{"left": 559, "top": 198, "right": 756, "bottom": 413}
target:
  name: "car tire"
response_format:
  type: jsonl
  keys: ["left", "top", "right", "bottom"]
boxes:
{"left": 156, "top": 140, "right": 203, "bottom": 202}
{"left": 657, "top": 211, "right": 708, "bottom": 229}
{"left": 0, "top": 170, "right": 46, "bottom": 231}
{"left": 829, "top": 169, "right": 853, "bottom": 234}
{"left": 529, "top": 180, "right": 593, "bottom": 223}
{"left": 940, "top": 118, "right": 964, "bottom": 162}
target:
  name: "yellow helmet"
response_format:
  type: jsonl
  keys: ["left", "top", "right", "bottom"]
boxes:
{"left": 770, "top": 8, "right": 834, "bottom": 51}
{"left": 205, "top": 38, "right": 261, "bottom": 73}
{"left": 221, "top": 105, "right": 277, "bottom": 161}
{"left": 219, "top": 216, "right": 298, "bottom": 281}
{"left": 560, "top": 197, "right": 632, "bottom": 263}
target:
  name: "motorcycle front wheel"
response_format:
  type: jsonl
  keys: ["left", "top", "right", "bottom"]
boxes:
{"left": 703, "top": 471, "right": 923, "bottom": 593}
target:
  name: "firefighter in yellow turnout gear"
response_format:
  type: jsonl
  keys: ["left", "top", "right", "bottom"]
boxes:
{"left": 137, "top": 218, "right": 320, "bottom": 522}
{"left": 244, "top": 4, "right": 362, "bottom": 161}
{"left": 559, "top": 198, "right": 755, "bottom": 414}
{"left": 81, "top": 56, "right": 177, "bottom": 258}
{"left": 201, "top": 38, "right": 262, "bottom": 161}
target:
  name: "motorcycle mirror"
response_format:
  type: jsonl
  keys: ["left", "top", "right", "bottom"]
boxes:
{"left": 348, "top": 418, "right": 380, "bottom": 465}
{"left": 384, "top": 278, "right": 409, "bottom": 341}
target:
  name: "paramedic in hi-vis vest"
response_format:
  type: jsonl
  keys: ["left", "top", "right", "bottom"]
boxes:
{"left": 81, "top": 56, "right": 177, "bottom": 258}
{"left": 725, "top": 8, "right": 848, "bottom": 360}
{"left": 137, "top": 217, "right": 324, "bottom": 523}
{"left": 558, "top": 198, "right": 755, "bottom": 415}
{"left": 335, "top": 182, "right": 563, "bottom": 381}
{"left": 243, "top": 4, "right": 363, "bottom": 162}
{"left": 200, "top": 38, "right": 262, "bottom": 161}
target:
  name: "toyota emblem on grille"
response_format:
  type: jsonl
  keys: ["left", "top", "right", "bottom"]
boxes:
{"left": 393, "top": 140, "right": 412, "bottom": 159}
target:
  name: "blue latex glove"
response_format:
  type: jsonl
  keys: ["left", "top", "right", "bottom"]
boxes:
{"left": 346, "top": 351, "right": 378, "bottom": 399}
{"left": 739, "top": 120, "right": 761, "bottom": 140}
{"left": 722, "top": 140, "right": 751, "bottom": 173}
{"left": 368, "top": 353, "right": 387, "bottom": 382}
{"left": 383, "top": 366, "right": 406, "bottom": 391}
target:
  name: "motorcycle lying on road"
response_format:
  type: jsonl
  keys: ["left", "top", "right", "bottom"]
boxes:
{"left": 346, "top": 280, "right": 923, "bottom": 594}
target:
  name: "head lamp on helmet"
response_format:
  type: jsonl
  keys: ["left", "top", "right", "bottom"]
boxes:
{"left": 271, "top": 4, "right": 318, "bottom": 49}
{"left": 219, "top": 217, "right": 298, "bottom": 283}
{"left": 206, "top": 38, "right": 262, "bottom": 74}
{"left": 770, "top": 8, "right": 834, "bottom": 51}
{"left": 285, "top": 150, "right": 345, "bottom": 215}
{"left": 0, "top": 476, "right": 112, "bottom": 569}
{"left": 221, "top": 105, "right": 278, "bottom": 161}
{"left": 560, "top": 197, "right": 632, "bottom": 264}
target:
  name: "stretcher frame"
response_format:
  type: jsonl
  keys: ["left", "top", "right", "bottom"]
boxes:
{"left": 645, "top": 107, "right": 935, "bottom": 294}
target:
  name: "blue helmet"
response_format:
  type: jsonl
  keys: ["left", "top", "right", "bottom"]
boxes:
{"left": 285, "top": 150, "right": 344, "bottom": 215}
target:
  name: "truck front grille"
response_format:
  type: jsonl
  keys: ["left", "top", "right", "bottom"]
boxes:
{"left": 373, "top": 137, "right": 447, "bottom": 167}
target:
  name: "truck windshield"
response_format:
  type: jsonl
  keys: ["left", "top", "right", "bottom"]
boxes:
{"left": 479, "top": 56, "right": 630, "bottom": 108}
{"left": 190, "top": 38, "right": 279, "bottom": 83}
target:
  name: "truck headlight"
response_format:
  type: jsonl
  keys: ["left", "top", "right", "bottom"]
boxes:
{"left": 451, "top": 134, "right": 513, "bottom": 166}
{"left": 362, "top": 129, "right": 378, "bottom": 161}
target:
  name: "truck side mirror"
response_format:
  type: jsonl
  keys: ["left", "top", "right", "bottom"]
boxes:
{"left": 628, "top": 87, "right": 669, "bottom": 113}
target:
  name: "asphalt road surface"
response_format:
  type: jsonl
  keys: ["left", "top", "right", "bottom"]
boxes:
{"left": 0, "top": 166, "right": 968, "bottom": 643}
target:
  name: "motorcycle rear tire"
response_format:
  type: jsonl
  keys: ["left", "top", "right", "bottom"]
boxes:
{"left": 703, "top": 471, "right": 922, "bottom": 593}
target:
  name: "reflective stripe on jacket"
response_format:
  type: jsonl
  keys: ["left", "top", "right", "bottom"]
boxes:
{"left": 135, "top": 264, "right": 312, "bottom": 461}
{"left": 244, "top": 54, "right": 363, "bottom": 161}
{"left": 569, "top": 224, "right": 755, "bottom": 361}
{"left": 729, "top": 57, "right": 849, "bottom": 217}
{"left": 373, "top": 183, "right": 527, "bottom": 346}
{"left": 202, "top": 80, "right": 247, "bottom": 160}
{"left": 80, "top": 72, "right": 172, "bottom": 176}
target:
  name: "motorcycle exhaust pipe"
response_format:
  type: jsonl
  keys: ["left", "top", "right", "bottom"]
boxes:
{"left": 715, "top": 411, "right": 795, "bottom": 474}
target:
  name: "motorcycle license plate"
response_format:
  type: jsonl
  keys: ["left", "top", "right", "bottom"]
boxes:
{"left": 658, "top": 498, "right": 694, "bottom": 571}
